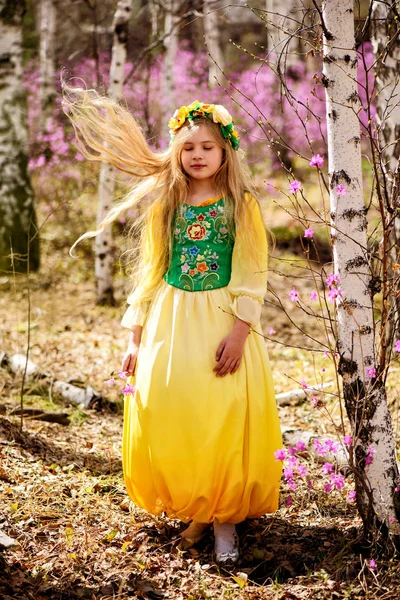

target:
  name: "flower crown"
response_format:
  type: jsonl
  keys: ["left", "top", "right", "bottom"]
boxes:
{"left": 168, "top": 100, "right": 240, "bottom": 150}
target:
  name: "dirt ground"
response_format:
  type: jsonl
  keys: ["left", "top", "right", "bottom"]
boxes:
{"left": 1, "top": 197, "right": 400, "bottom": 599}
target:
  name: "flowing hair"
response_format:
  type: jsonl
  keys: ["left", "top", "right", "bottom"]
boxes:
{"left": 62, "top": 82, "right": 263, "bottom": 307}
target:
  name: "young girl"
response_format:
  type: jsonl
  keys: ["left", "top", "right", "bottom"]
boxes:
{"left": 64, "top": 94, "right": 282, "bottom": 565}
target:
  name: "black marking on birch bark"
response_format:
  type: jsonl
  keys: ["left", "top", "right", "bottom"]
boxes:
{"left": 359, "top": 324, "right": 372, "bottom": 335}
{"left": 349, "top": 136, "right": 361, "bottom": 146}
{"left": 338, "top": 356, "right": 358, "bottom": 377}
{"left": 342, "top": 207, "right": 367, "bottom": 221}
{"left": 98, "top": 253, "right": 106, "bottom": 260}
{"left": 323, "top": 54, "right": 336, "bottom": 63}
{"left": 351, "top": 58, "right": 358, "bottom": 69}
{"left": 368, "top": 276, "right": 381, "bottom": 295}
{"left": 330, "top": 211, "right": 336, "bottom": 221}
{"left": 344, "top": 54, "right": 351, "bottom": 63}
{"left": 363, "top": 356, "right": 374, "bottom": 367}
{"left": 321, "top": 74, "right": 330, "bottom": 88}
{"left": 331, "top": 170, "right": 352, "bottom": 186}
{"left": 328, "top": 109, "right": 338, "bottom": 121}
{"left": 103, "top": 240, "right": 108, "bottom": 246}
{"left": 345, "top": 255, "right": 368, "bottom": 270}
{"left": 342, "top": 298, "right": 361, "bottom": 313}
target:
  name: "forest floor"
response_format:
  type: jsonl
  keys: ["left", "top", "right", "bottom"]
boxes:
{"left": 1, "top": 194, "right": 400, "bottom": 600}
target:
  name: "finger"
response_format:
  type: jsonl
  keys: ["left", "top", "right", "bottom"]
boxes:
{"left": 127, "top": 355, "right": 137, "bottom": 375}
{"left": 214, "top": 350, "right": 229, "bottom": 373}
{"left": 215, "top": 340, "right": 225, "bottom": 362}
{"left": 230, "top": 359, "right": 240, "bottom": 374}
{"left": 217, "top": 358, "right": 235, "bottom": 377}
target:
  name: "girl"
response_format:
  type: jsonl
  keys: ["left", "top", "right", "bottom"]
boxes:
{"left": 64, "top": 94, "right": 282, "bottom": 566}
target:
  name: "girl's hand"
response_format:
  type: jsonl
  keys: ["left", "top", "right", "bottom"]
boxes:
{"left": 121, "top": 325, "right": 143, "bottom": 376}
{"left": 214, "top": 319, "right": 250, "bottom": 377}
{"left": 121, "top": 343, "right": 139, "bottom": 376}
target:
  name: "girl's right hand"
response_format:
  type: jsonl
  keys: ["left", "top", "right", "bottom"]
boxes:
{"left": 121, "top": 343, "right": 140, "bottom": 376}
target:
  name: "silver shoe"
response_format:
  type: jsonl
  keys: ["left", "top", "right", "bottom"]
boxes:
{"left": 214, "top": 531, "right": 239, "bottom": 566}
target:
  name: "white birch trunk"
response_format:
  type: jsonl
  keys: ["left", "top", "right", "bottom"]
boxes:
{"left": 0, "top": 0, "right": 39, "bottom": 273}
{"left": 39, "top": 0, "right": 56, "bottom": 129}
{"left": 95, "top": 0, "right": 132, "bottom": 305}
{"left": 202, "top": 0, "right": 224, "bottom": 88}
{"left": 322, "top": 0, "right": 400, "bottom": 536}
{"left": 371, "top": 1, "right": 400, "bottom": 197}
{"left": 148, "top": 0, "right": 159, "bottom": 42}
{"left": 265, "top": 0, "right": 303, "bottom": 63}
{"left": 161, "top": 0, "right": 179, "bottom": 141}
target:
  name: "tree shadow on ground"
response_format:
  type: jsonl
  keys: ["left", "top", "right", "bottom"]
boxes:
{"left": 0, "top": 416, "right": 122, "bottom": 476}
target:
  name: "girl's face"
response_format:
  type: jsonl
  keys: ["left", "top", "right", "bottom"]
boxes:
{"left": 180, "top": 123, "right": 224, "bottom": 183}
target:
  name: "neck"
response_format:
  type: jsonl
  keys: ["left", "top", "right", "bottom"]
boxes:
{"left": 188, "top": 180, "right": 219, "bottom": 200}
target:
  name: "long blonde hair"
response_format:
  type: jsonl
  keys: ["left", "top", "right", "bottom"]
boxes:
{"left": 62, "top": 84, "right": 261, "bottom": 306}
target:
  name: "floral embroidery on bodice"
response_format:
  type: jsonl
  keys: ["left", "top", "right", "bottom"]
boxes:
{"left": 164, "top": 197, "right": 234, "bottom": 292}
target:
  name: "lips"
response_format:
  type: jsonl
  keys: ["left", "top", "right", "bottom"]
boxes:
{"left": 191, "top": 164, "right": 206, "bottom": 169}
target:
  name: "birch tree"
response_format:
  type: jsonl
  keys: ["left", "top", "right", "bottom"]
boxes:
{"left": 203, "top": 0, "right": 224, "bottom": 88}
{"left": 95, "top": 0, "right": 132, "bottom": 305}
{"left": 322, "top": 0, "right": 400, "bottom": 538}
{"left": 39, "top": 0, "right": 57, "bottom": 129}
{"left": 0, "top": 0, "right": 39, "bottom": 273}
{"left": 161, "top": 0, "right": 179, "bottom": 139}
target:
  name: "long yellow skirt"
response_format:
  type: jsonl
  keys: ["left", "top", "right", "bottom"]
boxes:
{"left": 123, "top": 281, "right": 282, "bottom": 524}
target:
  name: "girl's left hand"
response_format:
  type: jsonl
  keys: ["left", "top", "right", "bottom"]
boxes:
{"left": 214, "top": 320, "right": 250, "bottom": 377}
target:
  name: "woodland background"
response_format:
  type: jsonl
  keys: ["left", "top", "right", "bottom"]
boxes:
{"left": 1, "top": 1, "right": 400, "bottom": 599}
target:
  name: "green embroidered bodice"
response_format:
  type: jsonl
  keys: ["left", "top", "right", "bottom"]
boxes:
{"left": 164, "top": 198, "right": 234, "bottom": 292}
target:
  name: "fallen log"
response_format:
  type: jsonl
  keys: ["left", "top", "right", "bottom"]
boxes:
{"left": 9, "top": 408, "right": 70, "bottom": 426}
{"left": 276, "top": 381, "right": 335, "bottom": 406}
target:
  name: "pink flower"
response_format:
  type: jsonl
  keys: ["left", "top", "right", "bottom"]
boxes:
{"left": 336, "top": 184, "right": 347, "bottom": 196}
{"left": 307, "top": 479, "right": 313, "bottom": 489}
{"left": 304, "top": 228, "right": 314, "bottom": 239}
{"left": 295, "top": 441, "right": 306, "bottom": 452}
{"left": 287, "top": 479, "right": 297, "bottom": 491}
{"left": 310, "top": 291, "right": 318, "bottom": 301}
{"left": 310, "top": 395, "right": 319, "bottom": 407}
{"left": 122, "top": 383, "right": 136, "bottom": 395}
{"left": 289, "top": 180, "right": 302, "bottom": 193}
{"left": 331, "top": 473, "right": 345, "bottom": 490}
{"left": 323, "top": 350, "right": 329, "bottom": 358}
{"left": 348, "top": 490, "right": 357, "bottom": 502}
{"left": 366, "top": 367, "right": 376, "bottom": 378}
{"left": 118, "top": 370, "right": 128, "bottom": 379}
{"left": 269, "top": 327, "right": 276, "bottom": 335}
{"left": 309, "top": 154, "right": 324, "bottom": 168}
{"left": 395, "top": 487, "right": 400, "bottom": 493}
{"left": 105, "top": 378, "right": 116, "bottom": 385}
{"left": 287, "top": 446, "right": 297, "bottom": 457}
{"left": 301, "top": 379, "right": 308, "bottom": 390}
{"left": 321, "top": 367, "right": 326, "bottom": 373}
{"left": 297, "top": 464, "right": 308, "bottom": 478}
{"left": 284, "top": 467, "right": 294, "bottom": 480}
{"left": 326, "top": 273, "right": 340, "bottom": 287}
{"left": 322, "top": 462, "right": 334, "bottom": 475}
{"left": 395, "top": 340, "right": 400, "bottom": 352}
{"left": 289, "top": 287, "right": 299, "bottom": 302}
{"left": 327, "top": 287, "right": 343, "bottom": 303}
{"left": 274, "top": 448, "right": 286, "bottom": 461}
{"left": 325, "top": 439, "right": 339, "bottom": 453}
{"left": 324, "top": 483, "right": 333, "bottom": 493}
{"left": 286, "top": 496, "right": 293, "bottom": 506}
{"left": 344, "top": 435, "right": 353, "bottom": 447}
{"left": 369, "top": 559, "right": 377, "bottom": 571}
{"left": 365, "top": 455, "right": 374, "bottom": 465}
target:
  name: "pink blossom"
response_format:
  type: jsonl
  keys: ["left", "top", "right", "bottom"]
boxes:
{"left": 336, "top": 184, "right": 347, "bottom": 196}
{"left": 284, "top": 467, "right": 294, "bottom": 480}
{"left": 118, "top": 370, "right": 128, "bottom": 379}
{"left": 324, "top": 483, "right": 333, "bottom": 493}
{"left": 295, "top": 441, "right": 306, "bottom": 452}
{"left": 105, "top": 378, "right": 116, "bottom": 385}
{"left": 297, "top": 464, "right": 308, "bottom": 478}
{"left": 326, "top": 273, "right": 340, "bottom": 287}
{"left": 365, "top": 454, "right": 374, "bottom": 465}
{"left": 395, "top": 487, "right": 400, "bottom": 493}
{"left": 287, "top": 446, "right": 297, "bottom": 457}
{"left": 314, "top": 439, "right": 328, "bottom": 456}
{"left": 327, "top": 287, "right": 343, "bottom": 303}
{"left": 321, "top": 367, "right": 326, "bottom": 373}
{"left": 304, "top": 228, "right": 314, "bottom": 239}
{"left": 310, "top": 395, "right": 319, "bottom": 407}
{"left": 307, "top": 479, "right": 313, "bottom": 489}
{"left": 274, "top": 448, "right": 286, "bottom": 461}
{"left": 323, "top": 350, "right": 329, "bottom": 358}
{"left": 366, "top": 367, "right": 376, "bottom": 378}
{"left": 287, "top": 479, "right": 297, "bottom": 491}
{"left": 122, "top": 383, "right": 136, "bottom": 396}
{"left": 395, "top": 340, "right": 400, "bottom": 352}
{"left": 331, "top": 473, "right": 345, "bottom": 490}
{"left": 369, "top": 559, "right": 377, "bottom": 571}
{"left": 348, "top": 490, "right": 357, "bottom": 502}
{"left": 322, "top": 462, "right": 334, "bottom": 475}
{"left": 301, "top": 379, "right": 308, "bottom": 390}
{"left": 344, "top": 435, "right": 353, "bottom": 447}
{"left": 268, "top": 327, "right": 276, "bottom": 335}
{"left": 286, "top": 496, "right": 293, "bottom": 506}
{"left": 289, "top": 180, "right": 302, "bottom": 193}
{"left": 289, "top": 287, "right": 299, "bottom": 302}
{"left": 325, "top": 439, "right": 339, "bottom": 453}
{"left": 309, "top": 154, "right": 324, "bottom": 168}
{"left": 310, "top": 291, "right": 318, "bottom": 301}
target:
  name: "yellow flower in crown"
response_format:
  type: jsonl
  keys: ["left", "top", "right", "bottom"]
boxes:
{"left": 168, "top": 100, "right": 240, "bottom": 150}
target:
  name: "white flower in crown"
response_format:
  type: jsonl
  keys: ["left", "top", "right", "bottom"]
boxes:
{"left": 212, "top": 105, "right": 233, "bottom": 127}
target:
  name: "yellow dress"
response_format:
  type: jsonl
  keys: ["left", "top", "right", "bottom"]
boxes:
{"left": 121, "top": 194, "right": 282, "bottom": 524}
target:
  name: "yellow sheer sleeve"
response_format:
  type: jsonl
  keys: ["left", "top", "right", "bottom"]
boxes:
{"left": 228, "top": 193, "right": 268, "bottom": 328}
{"left": 121, "top": 300, "right": 151, "bottom": 329}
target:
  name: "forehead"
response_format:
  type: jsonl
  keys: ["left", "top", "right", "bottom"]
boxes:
{"left": 183, "top": 122, "right": 218, "bottom": 144}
